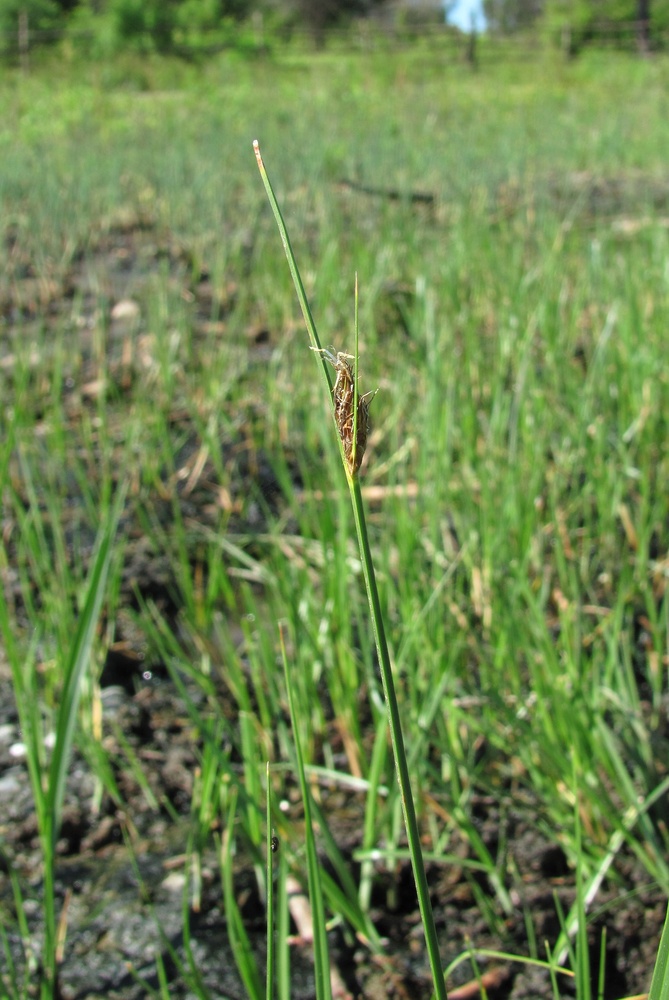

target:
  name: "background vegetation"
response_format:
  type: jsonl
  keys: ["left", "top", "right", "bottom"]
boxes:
{"left": 2, "top": 0, "right": 669, "bottom": 58}
{"left": 1, "top": 27, "right": 669, "bottom": 1000}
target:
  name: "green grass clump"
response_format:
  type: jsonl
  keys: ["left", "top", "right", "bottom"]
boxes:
{"left": 1, "top": 42, "right": 669, "bottom": 999}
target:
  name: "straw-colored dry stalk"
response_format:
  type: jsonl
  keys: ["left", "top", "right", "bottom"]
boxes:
{"left": 311, "top": 348, "right": 375, "bottom": 475}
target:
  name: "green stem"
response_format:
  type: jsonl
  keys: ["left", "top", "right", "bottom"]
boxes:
{"left": 349, "top": 476, "right": 447, "bottom": 1000}
{"left": 279, "top": 624, "right": 332, "bottom": 1000}
{"left": 254, "top": 140, "right": 447, "bottom": 1000}
{"left": 265, "top": 762, "right": 276, "bottom": 1000}
{"left": 253, "top": 140, "right": 332, "bottom": 392}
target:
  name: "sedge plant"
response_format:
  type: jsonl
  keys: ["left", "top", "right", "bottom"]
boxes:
{"left": 254, "top": 140, "right": 448, "bottom": 1000}
{"left": 0, "top": 484, "right": 125, "bottom": 1000}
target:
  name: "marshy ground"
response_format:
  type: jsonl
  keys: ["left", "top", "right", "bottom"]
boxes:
{"left": 2, "top": 46, "right": 669, "bottom": 999}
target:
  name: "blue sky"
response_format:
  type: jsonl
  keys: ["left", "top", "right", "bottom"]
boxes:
{"left": 446, "top": 0, "right": 487, "bottom": 32}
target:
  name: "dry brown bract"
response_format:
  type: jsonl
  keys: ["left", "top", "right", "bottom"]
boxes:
{"left": 311, "top": 347, "right": 376, "bottom": 476}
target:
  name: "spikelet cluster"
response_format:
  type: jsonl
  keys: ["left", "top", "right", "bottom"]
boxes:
{"left": 311, "top": 348, "right": 375, "bottom": 475}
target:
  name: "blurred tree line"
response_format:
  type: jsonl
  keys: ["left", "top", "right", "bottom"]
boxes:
{"left": 1, "top": 0, "right": 668, "bottom": 55}
{"left": 485, "top": 0, "right": 668, "bottom": 52}
{"left": 0, "top": 0, "right": 393, "bottom": 52}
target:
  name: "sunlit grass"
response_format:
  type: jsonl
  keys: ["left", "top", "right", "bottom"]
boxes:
{"left": 1, "top": 41, "right": 669, "bottom": 998}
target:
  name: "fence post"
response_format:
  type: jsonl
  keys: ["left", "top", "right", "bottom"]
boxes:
{"left": 19, "top": 7, "right": 29, "bottom": 72}
{"left": 467, "top": 13, "right": 477, "bottom": 69}
{"left": 561, "top": 22, "right": 572, "bottom": 59}
{"left": 636, "top": 0, "right": 651, "bottom": 54}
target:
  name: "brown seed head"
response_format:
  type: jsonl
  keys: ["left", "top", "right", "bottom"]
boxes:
{"left": 311, "top": 347, "right": 375, "bottom": 475}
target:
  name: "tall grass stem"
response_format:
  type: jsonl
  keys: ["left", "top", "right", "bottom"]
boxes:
{"left": 255, "top": 140, "right": 447, "bottom": 1000}
{"left": 279, "top": 623, "right": 332, "bottom": 1000}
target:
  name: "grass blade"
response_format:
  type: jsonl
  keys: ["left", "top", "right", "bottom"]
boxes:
{"left": 221, "top": 789, "right": 264, "bottom": 1000}
{"left": 348, "top": 474, "right": 447, "bottom": 996}
{"left": 279, "top": 623, "right": 332, "bottom": 1000}
{"left": 45, "top": 484, "right": 126, "bottom": 855}
{"left": 649, "top": 903, "right": 669, "bottom": 1000}
{"left": 266, "top": 762, "right": 276, "bottom": 1000}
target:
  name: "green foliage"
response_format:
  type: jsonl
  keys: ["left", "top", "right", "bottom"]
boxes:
{"left": 0, "top": 0, "right": 264, "bottom": 58}
{"left": 0, "top": 486, "right": 123, "bottom": 997}
{"left": 484, "top": 0, "right": 543, "bottom": 33}
{"left": 542, "top": 0, "right": 669, "bottom": 50}
{"left": 0, "top": 0, "right": 60, "bottom": 47}
{"left": 175, "top": 0, "right": 245, "bottom": 33}
{"left": 106, "top": 0, "right": 258, "bottom": 54}
{"left": 282, "top": 0, "right": 393, "bottom": 46}
{"left": 109, "top": 0, "right": 179, "bottom": 51}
